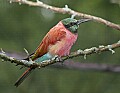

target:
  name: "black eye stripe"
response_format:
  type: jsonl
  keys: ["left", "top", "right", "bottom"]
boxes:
{"left": 64, "top": 24, "right": 70, "bottom": 28}
{"left": 64, "top": 22, "right": 77, "bottom": 28}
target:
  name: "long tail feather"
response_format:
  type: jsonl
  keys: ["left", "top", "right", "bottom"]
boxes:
{"left": 14, "top": 67, "right": 33, "bottom": 87}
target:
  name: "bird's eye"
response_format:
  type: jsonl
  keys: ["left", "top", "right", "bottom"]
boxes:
{"left": 64, "top": 22, "right": 75, "bottom": 28}
{"left": 70, "top": 22, "right": 77, "bottom": 27}
{"left": 70, "top": 22, "right": 74, "bottom": 26}
{"left": 64, "top": 22, "right": 78, "bottom": 29}
{"left": 64, "top": 24, "right": 70, "bottom": 28}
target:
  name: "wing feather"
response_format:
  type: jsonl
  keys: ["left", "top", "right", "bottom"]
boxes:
{"left": 31, "top": 28, "right": 66, "bottom": 60}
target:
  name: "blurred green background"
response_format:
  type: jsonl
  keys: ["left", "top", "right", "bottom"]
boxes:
{"left": 0, "top": 0, "right": 120, "bottom": 93}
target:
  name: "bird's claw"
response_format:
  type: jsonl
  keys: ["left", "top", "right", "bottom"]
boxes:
{"left": 52, "top": 55, "right": 64, "bottom": 65}
{"left": 52, "top": 55, "right": 63, "bottom": 62}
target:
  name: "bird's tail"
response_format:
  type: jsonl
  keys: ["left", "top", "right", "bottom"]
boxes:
{"left": 14, "top": 67, "right": 33, "bottom": 87}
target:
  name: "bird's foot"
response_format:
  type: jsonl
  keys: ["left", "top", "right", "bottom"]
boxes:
{"left": 52, "top": 55, "right": 64, "bottom": 65}
{"left": 52, "top": 55, "right": 63, "bottom": 62}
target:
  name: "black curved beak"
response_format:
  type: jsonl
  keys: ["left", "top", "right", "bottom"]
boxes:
{"left": 77, "top": 18, "right": 91, "bottom": 25}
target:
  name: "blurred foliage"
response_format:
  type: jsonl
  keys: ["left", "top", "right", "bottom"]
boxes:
{"left": 0, "top": 0, "right": 120, "bottom": 93}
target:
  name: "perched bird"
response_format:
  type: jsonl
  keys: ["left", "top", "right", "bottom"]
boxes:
{"left": 14, "top": 18, "right": 91, "bottom": 87}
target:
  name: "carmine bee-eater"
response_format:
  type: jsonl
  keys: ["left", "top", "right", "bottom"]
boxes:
{"left": 14, "top": 18, "right": 91, "bottom": 87}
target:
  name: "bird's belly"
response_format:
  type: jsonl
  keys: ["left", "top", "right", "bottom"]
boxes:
{"left": 49, "top": 38, "right": 76, "bottom": 56}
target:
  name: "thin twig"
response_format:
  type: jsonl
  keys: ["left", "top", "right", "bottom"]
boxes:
{"left": 9, "top": 0, "right": 120, "bottom": 30}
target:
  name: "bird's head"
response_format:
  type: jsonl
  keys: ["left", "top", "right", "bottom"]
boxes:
{"left": 61, "top": 18, "right": 91, "bottom": 33}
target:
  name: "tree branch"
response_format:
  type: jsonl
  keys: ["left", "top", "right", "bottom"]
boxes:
{"left": 0, "top": 40, "right": 120, "bottom": 71}
{"left": 9, "top": 0, "right": 120, "bottom": 31}
{"left": 2, "top": 0, "right": 120, "bottom": 72}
